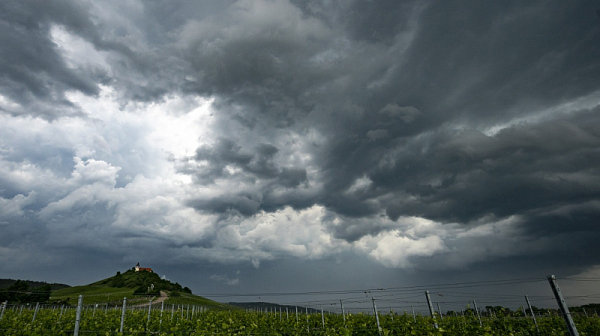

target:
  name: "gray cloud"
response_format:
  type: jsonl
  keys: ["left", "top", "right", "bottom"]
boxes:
{"left": 1, "top": 0, "right": 600, "bottom": 298}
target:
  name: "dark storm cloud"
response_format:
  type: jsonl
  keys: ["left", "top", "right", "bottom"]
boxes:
{"left": 381, "top": 108, "right": 600, "bottom": 222}
{"left": 191, "top": 137, "right": 306, "bottom": 185}
{"left": 184, "top": 137, "right": 308, "bottom": 216}
{"left": 175, "top": 0, "right": 600, "bottom": 246}
{"left": 2, "top": 0, "right": 600, "bottom": 285}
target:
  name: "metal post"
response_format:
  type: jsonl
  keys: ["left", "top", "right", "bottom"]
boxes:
{"left": 159, "top": 301, "right": 164, "bottom": 329}
{"left": 119, "top": 297, "right": 127, "bottom": 333}
{"left": 296, "top": 306, "right": 298, "bottom": 323}
{"left": 147, "top": 298, "right": 153, "bottom": 326}
{"left": 437, "top": 302, "right": 443, "bottom": 321}
{"left": 372, "top": 298, "right": 382, "bottom": 336}
{"left": 0, "top": 301, "right": 7, "bottom": 320}
{"left": 525, "top": 295, "right": 539, "bottom": 333}
{"left": 306, "top": 306, "right": 309, "bottom": 333}
{"left": 74, "top": 295, "right": 83, "bottom": 336}
{"left": 425, "top": 291, "right": 438, "bottom": 329}
{"left": 340, "top": 300, "right": 346, "bottom": 324}
{"left": 473, "top": 300, "right": 482, "bottom": 327}
{"left": 32, "top": 302, "right": 39, "bottom": 322}
{"left": 411, "top": 305, "right": 416, "bottom": 322}
{"left": 548, "top": 275, "right": 580, "bottom": 336}
{"left": 321, "top": 306, "right": 325, "bottom": 328}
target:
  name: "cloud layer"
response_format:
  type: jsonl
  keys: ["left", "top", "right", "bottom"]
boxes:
{"left": 1, "top": 0, "right": 600, "bottom": 292}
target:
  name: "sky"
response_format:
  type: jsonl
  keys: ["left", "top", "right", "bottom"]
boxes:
{"left": 1, "top": 0, "right": 600, "bottom": 312}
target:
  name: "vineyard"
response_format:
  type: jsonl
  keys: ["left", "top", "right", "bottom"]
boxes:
{"left": 1, "top": 275, "right": 599, "bottom": 335}
{"left": 1, "top": 300, "right": 600, "bottom": 335}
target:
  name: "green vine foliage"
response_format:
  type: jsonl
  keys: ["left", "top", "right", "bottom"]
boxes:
{"left": 1, "top": 304, "right": 599, "bottom": 335}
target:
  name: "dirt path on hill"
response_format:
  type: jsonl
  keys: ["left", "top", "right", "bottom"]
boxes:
{"left": 132, "top": 291, "right": 168, "bottom": 307}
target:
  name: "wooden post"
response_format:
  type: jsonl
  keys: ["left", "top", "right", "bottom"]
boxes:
{"left": 321, "top": 306, "right": 325, "bottom": 328}
{"left": 425, "top": 291, "right": 438, "bottom": 329}
{"left": 119, "top": 297, "right": 126, "bottom": 333}
{"left": 296, "top": 306, "right": 298, "bottom": 323}
{"left": 411, "top": 305, "right": 416, "bottom": 322}
{"left": 437, "top": 302, "right": 443, "bottom": 321}
{"left": 548, "top": 275, "right": 580, "bottom": 336}
{"left": 74, "top": 295, "right": 83, "bottom": 336}
{"left": 340, "top": 300, "right": 346, "bottom": 324}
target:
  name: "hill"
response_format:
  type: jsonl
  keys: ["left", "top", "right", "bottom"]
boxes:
{"left": 90, "top": 267, "right": 192, "bottom": 295}
{"left": 50, "top": 268, "right": 227, "bottom": 309}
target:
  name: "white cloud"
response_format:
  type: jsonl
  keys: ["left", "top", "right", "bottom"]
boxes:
{"left": 359, "top": 231, "right": 446, "bottom": 268}
{"left": 0, "top": 192, "right": 36, "bottom": 218}
{"left": 209, "top": 274, "right": 240, "bottom": 286}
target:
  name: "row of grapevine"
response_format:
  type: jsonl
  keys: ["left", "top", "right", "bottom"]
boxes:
{"left": 1, "top": 299, "right": 600, "bottom": 335}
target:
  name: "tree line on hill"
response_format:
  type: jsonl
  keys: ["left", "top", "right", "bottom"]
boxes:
{"left": 0, "top": 280, "right": 53, "bottom": 303}
{"left": 101, "top": 268, "right": 192, "bottom": 296}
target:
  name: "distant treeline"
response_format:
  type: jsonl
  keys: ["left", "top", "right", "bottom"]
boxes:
{"left": 0, "top": 278, "right": 70, "bottom": 291}
{"left": 0, "top": 280, "right": 60, "bottom": 303}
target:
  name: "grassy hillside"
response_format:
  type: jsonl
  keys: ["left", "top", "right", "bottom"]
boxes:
{"left": 51, "top": 268, "right": 226, "bottom": 308}
{"left": 51, "top": 286, "right": 136, "bottom": 305}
